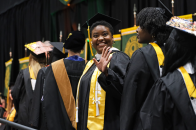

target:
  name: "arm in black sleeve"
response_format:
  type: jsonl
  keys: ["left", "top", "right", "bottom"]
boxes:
{"left": 98, "top": 51, "right": 130, "bottom": 99}
{"left": 11, "top": 70, "right": 24, "bottom": 112}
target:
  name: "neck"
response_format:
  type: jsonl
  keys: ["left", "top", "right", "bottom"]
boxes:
{"left": 68, "top": 50, "right": 80, "bottom": 57}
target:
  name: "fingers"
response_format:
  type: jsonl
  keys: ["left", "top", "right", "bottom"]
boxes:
{"left": 108, "top": 55, "right": 112, "bottom": 63}
{"left": 106, "top": 50, "right": 112, "bottom": 61}
{"left": 102, "top": 46, "right": 106, "bottom": 57}
{"left": 93, "top": 58, "right": 99, "bottom": 65}
{"left": 103, "top": 46, "right": 111, "bottom": 58}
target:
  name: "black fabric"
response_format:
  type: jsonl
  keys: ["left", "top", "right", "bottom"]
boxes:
{"left": 1, "top": 0, "right": 196, "bottom": 96}
{"left": 120, "top": 44, "right": 165, "bottom": 130}
{"left": 42, "top": 59, "right": 85, "bottom": 130}
{"left": 11, "top": 68, "right": 34, "bottom": 127}
{"left": 133, "top": 70, "right": 196, "bottom": 130}
{"left": 77, "top": 51, "right": 130, "bottom": 130}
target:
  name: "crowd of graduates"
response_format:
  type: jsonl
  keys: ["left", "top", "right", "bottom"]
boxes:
{"left": 1, "top": 1, "right": 196, "bottom": 130}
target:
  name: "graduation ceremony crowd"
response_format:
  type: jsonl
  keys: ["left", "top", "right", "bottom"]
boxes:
{"left": 1, "top": 1, "right": 196, "bottom": 130}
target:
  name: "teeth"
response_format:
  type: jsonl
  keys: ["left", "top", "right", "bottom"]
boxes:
{"left": 99, "top": 43, "right": 105, "bottom": 45}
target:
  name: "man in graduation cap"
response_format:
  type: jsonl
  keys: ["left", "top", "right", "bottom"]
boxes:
{"left": 133, "top": 17, "right": 196, "bottom": 130}
{"left": 76, "top": 13, "right": 130, "bottom": 130}
{"left": 29, "top": 41, "right": 68, "bottom": 130}
{"left": 11, "top": 41, "right": 49, "bottom": 127}
{"left": 120, "top": 0, "right": 173, "bottom": 130}
{"left": 36, "top": 31, "right": 86, "bottom": 130}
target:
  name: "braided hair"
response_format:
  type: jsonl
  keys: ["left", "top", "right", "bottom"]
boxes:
{"left": 137, "top": 7, "right": 172, "bottom": 46}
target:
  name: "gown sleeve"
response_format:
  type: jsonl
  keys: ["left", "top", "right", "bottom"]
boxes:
{"left": 137, "top": 79, "right": 174, "bottom": 130}
{"left": 11, "top": 70, "right": 24, "bottom": 112}
{"left": 120, "top": 49, "right": 154, "bottom": 130}
{"left": 29, "top": 69, "right": 45, "bottom": 128}
{"left": 98, "top": 51, "right": 130, "bottom": 99}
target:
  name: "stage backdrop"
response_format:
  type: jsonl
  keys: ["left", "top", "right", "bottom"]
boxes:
{"left": 113, "top": 34, "right": 121, "bottom": 51}
{"left": 4, "top": 59, "right": 12, "bottom": 96}
{"left": 121, "top": 26, "right": 146, "bottom": 58}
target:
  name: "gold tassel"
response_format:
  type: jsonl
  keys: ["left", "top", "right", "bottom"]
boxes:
{"left": 62, "top": 43, "right": 65, "bottom": 54}
{"left": 87, "top": 26, "right": 94, "bottom": 56}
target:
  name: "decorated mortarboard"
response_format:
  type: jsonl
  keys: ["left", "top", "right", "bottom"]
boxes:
{"left": 64, "top": 31, "right": 85, "bottom": 50}
{"left": 25, "top": 41, "right": 53, "bottom": 55}
{"left": 166, "top": 16, "right": 196, "bottom": 36}
{"left": 50, "top": 42, "right": 68, "bottom": 54}
{"left": 157, "top": 0, "right": 173, "bottom": 21}
{"left": 82, "top": 13, "right": 121, "bottom": 56}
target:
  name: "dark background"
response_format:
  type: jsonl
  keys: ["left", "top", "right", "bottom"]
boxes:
{"left": 0, "top": 0, "right": 196, "bottom": 94}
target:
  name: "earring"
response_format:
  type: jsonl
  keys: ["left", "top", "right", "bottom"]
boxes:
{"left": 152, "top": 35, "right": 155, "bottom": 38}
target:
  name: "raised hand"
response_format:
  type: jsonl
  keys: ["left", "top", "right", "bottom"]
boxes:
{"left": 93, "top": 46, "right": 112, "bottom": 76}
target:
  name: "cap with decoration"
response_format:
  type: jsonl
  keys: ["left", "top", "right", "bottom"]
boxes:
{"left": 82, "top": 13, "right": 121, "bottom": 56}
{"left": 25, "top": 41, "right": 53, "bottom": 56}
{"left": 157, "top": 0, "right": 173, "bottom": 21}
{"left": 64, "top": 31, "right": 85, "bottom": 51}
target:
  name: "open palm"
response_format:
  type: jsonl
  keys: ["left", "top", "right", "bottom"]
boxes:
{"left": 93, "top": 46, "right": 112, "bottom": 76}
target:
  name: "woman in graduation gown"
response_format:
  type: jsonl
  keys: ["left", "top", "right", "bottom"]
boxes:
{"left": 120, "top": 6, "right": 173, "bottom": 130}
{"left": 76, "top": 13, "right": 130, "bottom": 130}
{"left": 134, "top": 21, "right": 196, "bottom": 130}
{"left": 11, "top": 43, "right": 47, "bottom": 127}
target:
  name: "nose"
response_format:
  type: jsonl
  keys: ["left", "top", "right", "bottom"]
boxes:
{"left": 98, "top": 35, "right": 104, "bottom": 40}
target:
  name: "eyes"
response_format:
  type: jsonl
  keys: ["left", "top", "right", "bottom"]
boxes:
{"left": 93, "top": 32, "right": 108, "bottom": 38}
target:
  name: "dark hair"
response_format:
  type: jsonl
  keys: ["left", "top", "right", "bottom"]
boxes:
{"left": 162, "top": 31, "right": 196, "bottom": 76}
{"left": 69, "top": 48, "right": 82, "bottom": 53}
{"left": 90, "top": 20, "right": 114, "bottom": 36}
{"left": 137, "top": 7, "right": 172, "bottom": 46}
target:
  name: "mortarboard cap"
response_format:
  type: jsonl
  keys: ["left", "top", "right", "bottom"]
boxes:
{"left": 50, "top": 42, "right": 68, "bottom": 54}
{"left": 82, "top": 13, "right": 121, "bottom": 29}
{"left": 25, "top": 41, "right": 53, "bottom": 55}
{"left": 157, "top": 0, "right": 173, "bottom": 21}
{"left": 64, "top": 31, "right": 85, "bottom": 51}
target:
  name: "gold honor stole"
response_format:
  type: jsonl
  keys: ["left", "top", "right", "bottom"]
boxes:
{"left": 150, "top": 43, "right": 164, "bottom": 67}
{"left": 179, "top": 67, "right": 196, "bottom": 98}
{"left": 52, "top": 59, "right": 76, "bottom": 128}
{"left": 76, "top": 54, "right": 113, "bottom": 130}
{"left": 29, "top": 66, "right": 36, "bottom": 79}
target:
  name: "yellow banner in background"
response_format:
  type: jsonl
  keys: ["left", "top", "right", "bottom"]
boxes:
{"left": 4, "top": 59, "right": 13, "bottom": 96}
{"left": 19, "top": 57, "right": 29, "bottom": 70}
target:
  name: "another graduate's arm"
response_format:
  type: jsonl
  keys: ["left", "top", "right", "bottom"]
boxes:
{"left": 11, "top": 70, "right": 24, "bottom": 112}
{"left": 98, "top": 51, "right": 130, "bottom": 98}
{"left": 138, "top": 79, "right": 173, "bottom": 130}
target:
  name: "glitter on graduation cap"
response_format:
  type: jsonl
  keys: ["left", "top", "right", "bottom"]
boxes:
{"left": 167, "top": 16, "right": 196, "bottom": 36}
{"left": 25, "top": 41, "right": 53, "bottom": 55}
{"left": 157, "top": 0, "right": 173, "bottom": 21}
{"left": 82, "top": 13, "right": 121, "bottom": 56}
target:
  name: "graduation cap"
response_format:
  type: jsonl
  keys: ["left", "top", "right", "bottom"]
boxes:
{"left": 64, "top": 31, "right": 85, "bottom": 51}
{"left": 157, "top": 0, "right": 173, "bottom": 21}
{"left": 82, "top": 13, "right": 121, "bottom": 56}
{"left": 167, "top": 17, "right": 196, "bottom": 48}
{"left": 50, "top": 42, "right": 68, "bottom": 54}
{"left": 25, "top": 41, "right": 53, "bottom": 56}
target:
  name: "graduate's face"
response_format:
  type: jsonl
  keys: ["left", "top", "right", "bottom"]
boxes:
{"left": 136, "top": 26, "right": 154, "bottom": 43}
{"left": 91, "top": 25, "right": 113, "bottom": 54}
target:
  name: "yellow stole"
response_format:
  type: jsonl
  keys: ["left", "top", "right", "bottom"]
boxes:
{"left": 52, "top": 59, "right": 76, "bottom": 128}
{"left": 150, "top": 43, "right": 164, "bottom": 66}
{"left": 76, "top": 54, "right": 113, "bottom": 130}
{"left": 179, "top": 67, "right": 196, "bottom": 98}
{"left": 29, "top": 66, "right": 36, "bottom": 79}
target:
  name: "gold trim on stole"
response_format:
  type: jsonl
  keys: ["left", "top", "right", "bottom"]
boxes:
{"left": 179, "top": 67, "right": 196, "bottom": 98}
{"left": 52, "top": 59, "right": 76, "bottom": 128}
{"left": 150, "top": 43, "right": 164, "bottom": 66}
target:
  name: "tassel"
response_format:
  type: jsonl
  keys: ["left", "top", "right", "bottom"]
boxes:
{"left": 87, "top": 26, "right": 94, "bottom": 56}
{"left": 62, "top": 47, "right": 65, "bottom": 54}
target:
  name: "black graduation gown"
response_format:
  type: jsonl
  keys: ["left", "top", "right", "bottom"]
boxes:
{"left": 11, "top": 68, "right": 34, "bottom": 127}
{"left": 77, "top": 51, "right": 130, "bottom": 130}
{"left": 29, "top": 67, "right": 47, "bottom": 130}
{"left": 134, "top": 70, "right": 196, "bottom": 130}
{"left": 42, "top": 59, "right": 85, "bottom": 130}
{"left": 120, "top": 44, "right": 165, "bottom": 130}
